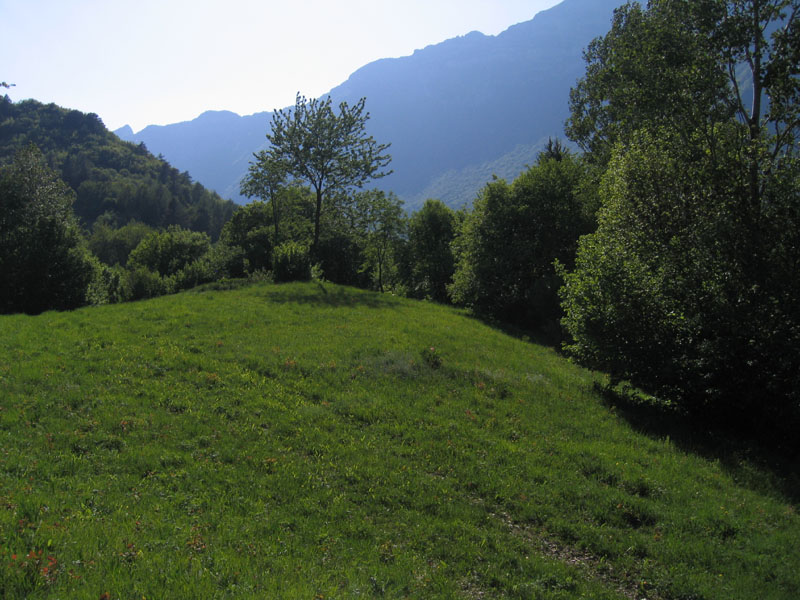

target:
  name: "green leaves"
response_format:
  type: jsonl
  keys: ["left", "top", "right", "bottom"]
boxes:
{"left": 450, "top": 151, "right": 592, "bottom": 331}
{"left": 561, "top": 1, "right": 800, "bottom": 430}
{"left": 0, "top": 144, "right": 94, "bottom": 314}
{"left": 265, "top": 93, "right": 392, "bottom": 253}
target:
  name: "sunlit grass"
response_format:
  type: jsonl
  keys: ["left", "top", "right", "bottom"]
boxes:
{"left": 1, "top": 282, "right": 798, "bottom": 598}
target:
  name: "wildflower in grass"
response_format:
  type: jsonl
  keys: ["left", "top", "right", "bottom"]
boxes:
{"left": 421, "top": 346, "right": 442, "bottom": 369}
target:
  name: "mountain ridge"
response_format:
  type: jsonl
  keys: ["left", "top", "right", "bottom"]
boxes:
{"left": 116, "top": 0, "right": 625, "bottom": 208}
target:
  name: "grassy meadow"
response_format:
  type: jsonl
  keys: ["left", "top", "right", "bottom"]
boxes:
{"left": 0, "top": 281, "right": 798, "bottom": 599}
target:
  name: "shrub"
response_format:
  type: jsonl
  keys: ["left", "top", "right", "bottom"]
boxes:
{"left": 128, "top": 226, "right": 210, "bottom": 278}
{"left": 0, "top": 145, "right": 94, "bottom": 314}
{"left": 122, "top": 267, "right": 170, "bottom": 301}
{"left": 86, "top": 257, "right": 126, "bottom": 305}
{"left": 273, "top": 241, "right": 311, "bottom": 282}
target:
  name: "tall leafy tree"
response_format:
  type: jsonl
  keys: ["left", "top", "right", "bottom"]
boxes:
{"left": 402, "top": 199, "right": 457, "bottom": 303}
{"left": 0, "top": 145, "right": 94, "bottom": 314}
{"left": 240, "top": 151, "right": 287, "bottom": 245}
{"left": 450, "top": 151, "right": 592, "bottom": 330}
{"left": 561, "top": 0, "right": 800, "bottom": 428}
{"left": 351, "top": 190, "right": 406, "bottom": 293}
{"left": 265, "top": 93, "right": 392, "bottom": 257}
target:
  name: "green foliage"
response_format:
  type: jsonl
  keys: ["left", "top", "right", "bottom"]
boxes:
{"left": 87, "top": 219, "right": 155, "bottom": 266}
{"left": 0, "top": 97, "right": 235, "bottom": 237}
{"left": 171, "top": 243, "right": 236, "bottom": 293}
{"left": 351, "top": 189, "right": 406, "bottom": 292}
{"left": 240, "top": 150, "right": 287, "bottom": 244}
{"left": 85, "top": 257, "right": 127, "bottom": 306}
{"left": 420, "top": 345, "right": 443, "bottom": 369}
{"left": 314, "top": 229, "right": 368, "bottom": 287}
{"left": 127, "top": 226, "right": 211, "bottom": 278}
{"left": 561, "top": 0, "right": 800, "bottom": 429}
{"left": 266, "top": 93, "right": 392, "bottom": 254}
{"left": 0, "top": 282, "right": 798, "bottom": 598}
{"left": 561, "top": 127, "right": 800, "bottom": 428}
{"left": 566, "top": 0, "right": 732, "bottom": 166}
{"left": 122, "top": 266, "right": 170, "bottom": 301}
{"left": 0, "top": 145, "right": 94, "bottom": 314}
{"left": 272, "top": 241, "right": 311, "bottom": 282}
{"left": 450, "top": 152, "right": 593, "bottom": 330}
{"left": 218, "top": 200, "right": 274, "bottom": 277}
{"left": 401, "top": 199, "right": 457, "bottom": 303}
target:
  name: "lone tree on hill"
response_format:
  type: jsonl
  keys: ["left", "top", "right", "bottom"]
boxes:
{"left": 261, "top": 93, "right": 392, "bottom": 257}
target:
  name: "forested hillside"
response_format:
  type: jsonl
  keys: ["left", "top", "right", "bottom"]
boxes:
{"left": 0, "top": 97, "right": 236, "bottom": 238}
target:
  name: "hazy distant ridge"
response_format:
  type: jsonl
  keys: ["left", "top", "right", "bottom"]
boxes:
{"left": 116, "top": 0, "right": 624, "bottom": 208}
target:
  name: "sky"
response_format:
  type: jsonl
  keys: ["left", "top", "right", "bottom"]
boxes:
{"left": 2, "top": 0, "right": 562, "bottom": 133}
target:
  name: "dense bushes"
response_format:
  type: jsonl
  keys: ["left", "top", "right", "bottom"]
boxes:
{"left": 400, "top": 199, "right": 456, "bottom": 303}
{"left": 127, "top": 226, "right": 211, "bottom": 278}
{"left": 560, "top": 128, "right": 800, "bottom": 428}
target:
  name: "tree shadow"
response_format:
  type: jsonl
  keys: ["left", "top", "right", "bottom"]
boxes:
{"left": 461, "top": 310, "right": 566, "bottom": 351}
{"left": 598, "top": 383, "right": 800, "bottom": 506}
{"left": 262, "top": 281, "right": 403, "bottom": 310}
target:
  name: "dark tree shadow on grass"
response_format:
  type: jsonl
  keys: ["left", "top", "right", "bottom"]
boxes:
{"left": 598, "top": 383, "right": 800, "bottom": 506}
{"left": 262, "top": 281, "right": 403, "bottom": 310}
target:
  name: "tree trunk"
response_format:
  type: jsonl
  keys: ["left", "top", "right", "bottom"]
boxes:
{"left": 312, "top": 187, "right": 323, "bottom": 259}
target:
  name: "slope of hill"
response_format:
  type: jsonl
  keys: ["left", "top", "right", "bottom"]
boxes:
{"left": 1, "top": 281, "right": 797, "bottom": 598}
{"left": 0, "top": 97, "right": 236, "bottom": 238}
{"left": 116, "top": 0, "right": 625, "bottom": 208}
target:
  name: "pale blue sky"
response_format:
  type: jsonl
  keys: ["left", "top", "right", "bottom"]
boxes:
{"left": 2, "top": 0, "right": 561, "bottom": 132}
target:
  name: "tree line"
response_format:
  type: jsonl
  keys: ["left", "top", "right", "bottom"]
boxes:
{"left": 2, "top": 0, "right": 797, "bottom": 441}
{"left": 0, "top": 97, "right": 236, "bottom": 238}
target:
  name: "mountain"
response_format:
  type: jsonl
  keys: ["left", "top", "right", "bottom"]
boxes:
{"left": 116, "top": 0, "right": 625, "bottom": 209}
{"left": 0, "top": 97, "right": 236, "bottom": 238}
{"left": 117, "top": 110, "right": 272, "bottom": 201}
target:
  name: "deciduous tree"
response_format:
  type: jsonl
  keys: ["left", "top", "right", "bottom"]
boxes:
{"left": 402, "top": 199, "right": 457, "bottom": 303}
{"left": 560, "top": 0, "right": 800, "bottom": 430}
{"left": 0, "top": 144, "right": 93, "bottom": 314}
{"left": 450, "top": 151, "right": 591, "bottom": 330}
{"left": 266, "top": 93, "right": 392, "bottom": 257}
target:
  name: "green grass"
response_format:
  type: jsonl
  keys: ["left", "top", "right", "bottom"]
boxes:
{"left": 0, "top": 281, "right": 798, "bottom": 599}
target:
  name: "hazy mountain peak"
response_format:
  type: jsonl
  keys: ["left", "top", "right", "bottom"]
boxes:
{"left": 120, "top": 0, "right": 625, "bottom": 206}
{"left": 114, "top": 124, "right": 134, "bottom": 141}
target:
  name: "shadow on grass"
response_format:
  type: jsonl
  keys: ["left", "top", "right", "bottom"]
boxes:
{"left": 460, "top": 309, "right": 566, "bottom": 351}
{"left": 598, "top": 383, "right": 800, "bottom": 506}
{"left": 263, "top": 281, "right": 403, "bottom": 310}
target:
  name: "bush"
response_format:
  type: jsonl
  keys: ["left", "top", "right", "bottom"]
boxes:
{"left": 273, "top": 241, "right": 311, "bottom": 282}
{"left": 86, "top": 258, "right": 126, "bottom": 305}
{"left": 122, "top": 267, "right": 170, "bottom": 301}
{"left": 88, "top": 220, "right": 155, "bottom": 267}
{"left": 173, "top": 244, "right": 236, "bottom": 292}
{"left": 450, "top": 154, "right": 592, "bottom": 330}
{"left": 128, "top": 226, "right": 211, "bottom": 277}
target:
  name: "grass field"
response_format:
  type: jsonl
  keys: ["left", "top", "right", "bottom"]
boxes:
{"left": 1, "top": 281, "right": 798, "bottom": 598}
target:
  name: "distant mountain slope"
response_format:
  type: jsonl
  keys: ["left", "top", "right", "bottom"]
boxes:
{"left": 117, "top": 0, "right": 624, "bottom": 209}
{"left": 117, "top": 110, "right": 272, "bottom": 201}
{"left": 1, "top": 97, "right": 236, "bottom": 238}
